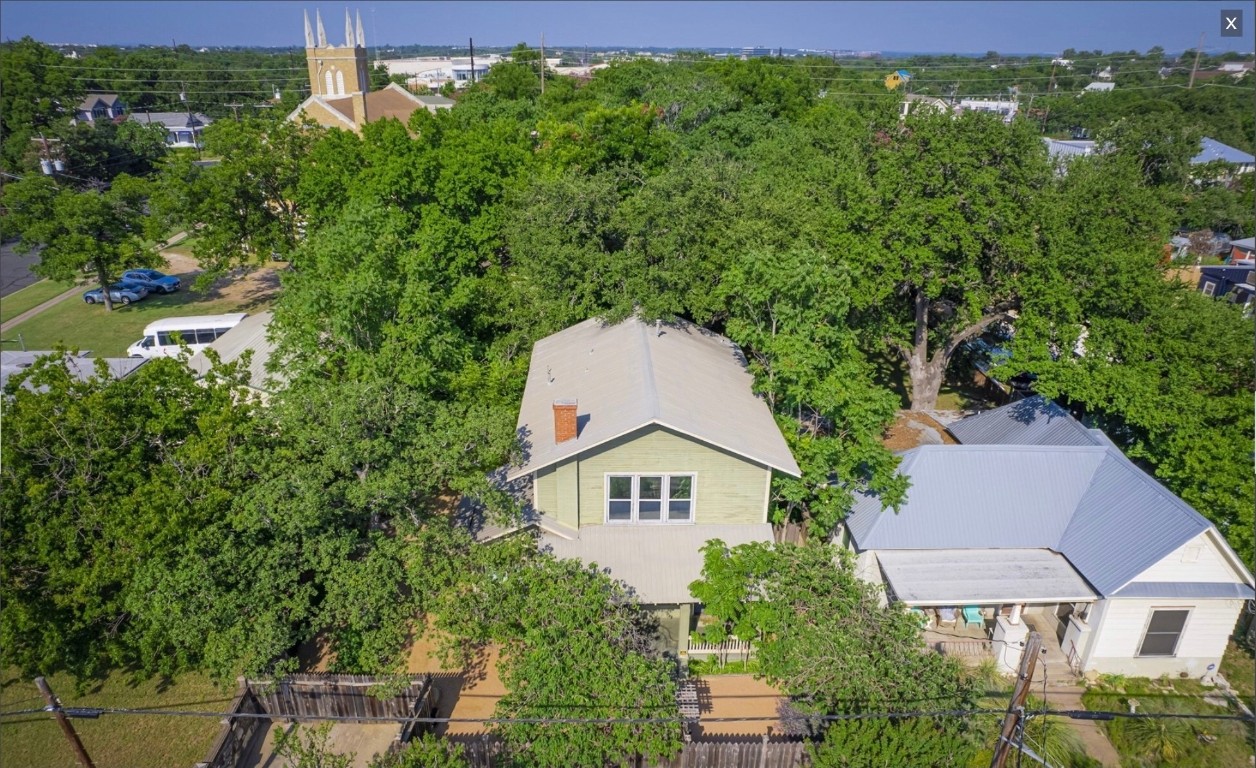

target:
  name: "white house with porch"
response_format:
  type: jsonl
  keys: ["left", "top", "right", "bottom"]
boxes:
{"left": 841, "top": 397, "right": 1253, "bottom": 679}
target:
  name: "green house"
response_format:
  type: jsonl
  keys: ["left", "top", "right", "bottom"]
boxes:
{"left": 503, "top": 316, "right": 801, "bottom": 653}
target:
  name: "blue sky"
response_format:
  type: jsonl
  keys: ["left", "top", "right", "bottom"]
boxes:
{"left": 2, "top": 1, "right": 1253, "bottom": 53}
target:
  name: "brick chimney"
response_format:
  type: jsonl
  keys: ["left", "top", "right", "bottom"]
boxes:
{"left": 553, "top": 399, "right": 578, "bottom": 444}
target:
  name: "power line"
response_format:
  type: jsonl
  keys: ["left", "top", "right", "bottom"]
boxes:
{"left": 0, "top": 704, "right": 1247, "bottom": 726}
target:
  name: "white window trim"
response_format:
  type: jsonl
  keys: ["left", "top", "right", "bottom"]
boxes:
{"left": 604, "top": 472, "right": 696, "bottom": 525}
{"left": 1201, "top": 280, "right": 1216, "bottom": 297}
{"left": 1136, "top": 607, "right": 1191, "bottom": 658}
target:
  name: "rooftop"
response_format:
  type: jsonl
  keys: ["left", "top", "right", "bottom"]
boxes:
{"left": 845, "top": 443, "right": 1248, "bottom": 596}
{"left": 509, "top": 316, "right": 800, "bottom": 480}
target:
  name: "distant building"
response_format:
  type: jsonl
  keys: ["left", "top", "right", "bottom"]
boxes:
{"left": 74, "top": 93, "right": 126, "bottom": 124}
{"left": 132, "top": 111, "right": 213, "bottom": 149}
{"left": 1042, "top": 138, "right": 1098, "bottom": 161}
{"left": 956, "top": 98, "right": 1018, "bottom": 123}
{"left": 884, "top": 69, "right": 912, "bottom": 90}
{"left": 288, "top": 9, "right": 452, "bottom": 133}
{"left": 1192, "top": 137, "right": 1255, "bottom": 176}
{"left": 899, "top": 93, "right": 950, "bottom": 119}
{"left": 1218, "top": 61, "right": 1254, "bottom": 76}
{"left": 1197, "top": 265, "right": 1255, "bottom": 313}
{"left": 740, "top": 47, "right": 772, "bottom": 59}
{"left": 1083, "top": 82, "right": 1115, "bottom": 93}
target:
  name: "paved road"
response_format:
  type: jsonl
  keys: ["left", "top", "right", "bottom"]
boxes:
{"left": 0, "top": 240, "right": 41, "bottom": 297}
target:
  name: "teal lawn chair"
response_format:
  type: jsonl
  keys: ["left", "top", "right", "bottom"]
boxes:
{"left": 962, "top": 605, "right": 984, "bottom": 628}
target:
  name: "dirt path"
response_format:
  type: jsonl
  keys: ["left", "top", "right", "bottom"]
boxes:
{"left": 1038, "top": 685, "right": 1122, "bottom": 767}
{"left": 0, "top": 232, "right": 196, "bottom": 335}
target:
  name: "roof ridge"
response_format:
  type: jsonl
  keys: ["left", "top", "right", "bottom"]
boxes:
{"left": 636, "top": 318, "right": 661, "bottom": 420}
{"left": 1095, "top": 446, "right": 1212, "bottom": 532}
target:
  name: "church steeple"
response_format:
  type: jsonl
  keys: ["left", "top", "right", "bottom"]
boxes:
{"left": 303, "top": 8, "right": 370, "bottom": 102}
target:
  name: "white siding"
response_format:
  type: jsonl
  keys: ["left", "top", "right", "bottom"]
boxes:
{"left": 1084, "top": 597, "right": 1243, "bottom": 677}
{"left": 1130, "top": 531, "right": 1249, "bottom": 584}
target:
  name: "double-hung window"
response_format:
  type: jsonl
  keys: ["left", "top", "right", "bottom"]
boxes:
{"left": 606, "top": 474, "right": 694, "bottom": 523}
{"left": 1137, "top": 609, "right": 1189, "bottom": 657}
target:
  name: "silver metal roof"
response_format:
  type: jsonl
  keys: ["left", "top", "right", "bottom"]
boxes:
{"left": 1112, "top": 582, "right": 1255, "bottom": 600}
{"left": 186, "top": 311, "right": 284, "bottom": 392}
{"left": 540, "top": 524, "right": 774, "bottom": 604}
{"left": 845, "top": 444, "right": 1244, "bottom": 597}
{"left": 509, "top": 317, "right": 800, "bottom": 480}
{"left": 1, "top": 350, "right": 147, "bottom": 390}
{"left": 947, "top": 396, "right": 1103, "bottom": 447}
{"left": 877, "top": 549, "right": 1096, "bottom": 605}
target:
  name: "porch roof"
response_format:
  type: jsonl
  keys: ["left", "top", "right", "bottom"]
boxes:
{"left": 540, "top": 524, "right": 774, "bottom": 604}
{"left": 876, "top": 548, "right": 1098, "bottom": 605}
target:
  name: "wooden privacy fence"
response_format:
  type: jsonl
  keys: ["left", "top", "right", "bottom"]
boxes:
{"left": 195, "top": 674, "right": 437, "bottom": 768}
{"left": 248, "top": 673, "right": 431, "bottom": 721}
{"left": 455, "top": 736, "right": 809, "bottom": 768}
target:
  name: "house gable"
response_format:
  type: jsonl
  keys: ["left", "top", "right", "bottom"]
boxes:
{"left": 533, "top": 424, "right": 772, "bottom": 529}
{"left": 1124, "top": 529, "right": 1254, "bottom": 587}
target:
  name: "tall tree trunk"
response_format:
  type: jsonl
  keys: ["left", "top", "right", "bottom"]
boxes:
{"left": 897, "top": 289, "right": 1013, "bottom": 411}
{"left": 94, "top": 261, "right": 114, "bottom": 312}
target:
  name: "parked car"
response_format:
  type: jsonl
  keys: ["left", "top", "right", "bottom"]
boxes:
{"left": 120, "top": 269, "right": 181, "bottom": 294}
{"left": 82, "top": 282, "right": 149, "bottom": 305}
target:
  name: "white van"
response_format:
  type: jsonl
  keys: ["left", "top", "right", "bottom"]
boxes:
{"left": 127, "top": 313, "right": 248, "bottom": 359}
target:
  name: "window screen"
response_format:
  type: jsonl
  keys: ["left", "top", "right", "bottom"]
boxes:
{"left": 1137, "top": 609, "right": 1188, "bottom": 657}
{"left": 638, "top": 476, "right": 662, "bottom": 520}
{"left": 668, "top": 476, "right": 692, "bottom": 520}
{"left": 607, "top": 476, "right": 632, "bottom": 521}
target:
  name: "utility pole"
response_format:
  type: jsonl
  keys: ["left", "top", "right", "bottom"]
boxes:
{"left": 225, "top": 103, "right": 244, "bottom": 121}
{"left": 469, "top": 38, "right": 475, "bottom": 85}
{"left": 1188, "top": 32, "right": 1205, "bottom": 88}
{"left": 990, "top": 631, "right": 1043, "bottom": 768}
{"left": 1048, "top": 61, "right": 1057, "bottom": 92}
{"left": 35, "top": 677, "right": 96, "bottom": 768}
{"left": 540, "top": 33, "right": 546, "bottom": 94}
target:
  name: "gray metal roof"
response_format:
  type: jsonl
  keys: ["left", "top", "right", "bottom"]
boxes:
{"left": 1112, "top": 582, "right": 1256, "bottom": 600}
{"left": 413, "top": 93, "right": 454, "bottom": 107}
{"left": 540, "top": 524, "right": 774, "bottom": 604}
{"left": 877, "top": 549, "right": 1096, "bottom": 605}
{"left": 947, "top": 396, "right": 1103, "bottom": 447}
{"left": 509, "top": 317, "right": 800, "bottom": 480}
{"left": 1, "top": 350, "right": 147, "bottom": 390}
{"left": 1193, "top": 137, "right": 1256, "bottom": 166}
{"left": 845, "top": 444, "right": 1242, "bottom": 597}
{"left": 186, "top": 311, "right": 284, "bottom": 392}
{"left": 1232, "top": 237, "right": 1255, "bottom": 252}
{"left": 1042, "top": 138, "right": 1097, "bottom": 159}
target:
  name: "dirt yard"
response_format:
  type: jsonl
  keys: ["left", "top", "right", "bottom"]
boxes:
{"left": 881, "top": 410, "right": 961, "bottom": 452}
{"left": 161, "top": 248, "right": 283, "bottom": 309}
{"left": 405, "top": 631, "right": 506, "bottom": 737}
{"left": 690, "top": 675, "right": 788, "bottom": 737}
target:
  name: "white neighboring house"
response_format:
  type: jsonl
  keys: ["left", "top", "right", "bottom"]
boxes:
{"left": 131, "top": 112, "right": 213, "bottom": 149}
{"left": 840, "top": 396, "right": 1253, "bottom": 679}
{"left": 1083, "top": 82, "right": 1115, "bottom": 93}
{"left": 187, "top": 311, "right": 285, "bottom": 399}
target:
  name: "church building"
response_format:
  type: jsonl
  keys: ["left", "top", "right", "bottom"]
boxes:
{"left": 287, "top": 9, "right": 453, "bottom": 132}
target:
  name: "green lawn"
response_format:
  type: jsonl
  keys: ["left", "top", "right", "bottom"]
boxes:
{"left": 1, "top": 280, "right": 77, "bottom": 324}
{"left": 1220, "top": 638, "right": 1255, "bottom": 710}
{"left": 3, "top": 283, "right": 274, "bottom": 358}
{"left": 0, "top": 668, "right": 233, "bottom": 768}
{"left": 1082, "top": 675, "right": 1253, "bottom": 767}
